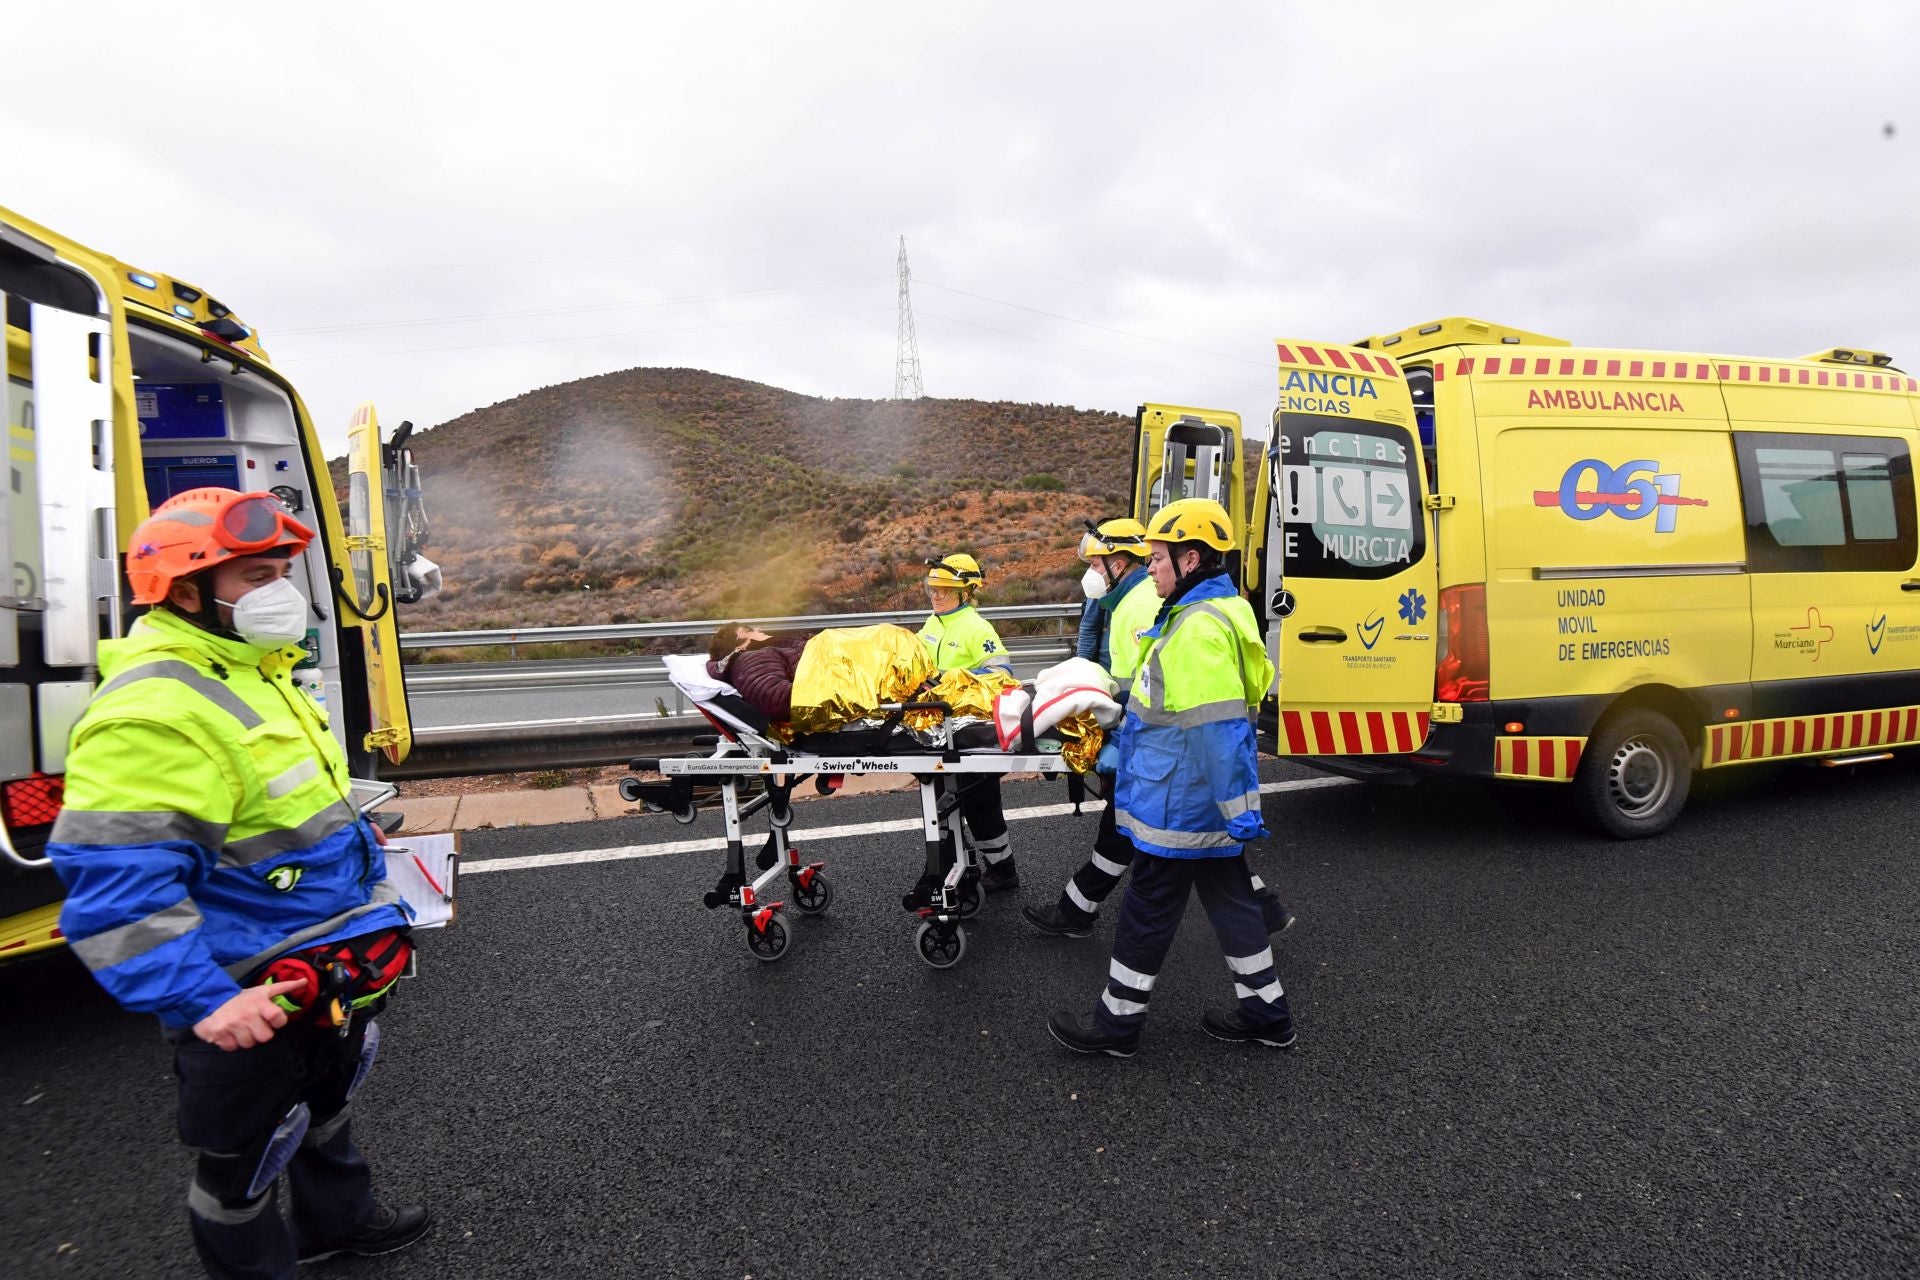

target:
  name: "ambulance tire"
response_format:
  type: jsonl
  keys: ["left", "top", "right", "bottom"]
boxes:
{"left": 1575, "top": 708, "right": 1691, "bottom": 839}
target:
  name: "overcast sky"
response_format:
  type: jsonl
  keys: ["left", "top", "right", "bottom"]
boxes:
{"left": 7, "top": 2, "right": 1916, "bottom": 457}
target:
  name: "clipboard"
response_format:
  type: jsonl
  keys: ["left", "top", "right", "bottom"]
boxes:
{"left": 382, "top": 832, "right": 460, "bottom": 930}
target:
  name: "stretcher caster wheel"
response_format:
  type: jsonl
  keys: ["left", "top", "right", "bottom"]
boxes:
{"left": 915, "top": 920, "right": 967, "bottom": 969}
{"left": 672, "top": 805, "right": 699, "bottom": 826}
{"left": 957, "top": 877, "right": 984, "bottom": 920}
{"left": 746, "top": 916, "right": 791, "bottom": 962}
{"left": 792, "top": 870, "right": 833, "bottom": 915}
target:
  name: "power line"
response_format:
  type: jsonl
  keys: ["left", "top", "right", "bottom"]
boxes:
{"left": 917, "top": 309, "right": 1271, "bottom": 395}
{"left": 277, "top": 306, "right": 892, "bottom": 363}
{"left": 215, "top": 235, "right": 897, "bottom": 282}
{"left": 273, "top": 277, "right": 890, "bottom": 338}
{"left": 916, "top": 279, "right": 1271, "bottom": 368}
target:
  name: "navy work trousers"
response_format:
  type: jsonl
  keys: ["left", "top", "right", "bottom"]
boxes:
{"left": 172, "top": 1014, "right": 380, "bottom": 1279}
{"left": 1055, "top": 797, "right": 1288, "bottom": 928}
{"left": 1091, "top": 851, "right": 1293, "bottom": 1041}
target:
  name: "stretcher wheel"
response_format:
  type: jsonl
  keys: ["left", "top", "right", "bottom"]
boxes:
{"left": 915, "top": 920, "right": 967, "bottom": 969}
{"left": 746, "top": 916, "right": 791, "bottom": 962}
{"left": 957, "top": 877, "right": 984, "bottom": 920}
{"left": 672, "top": 804, "right": 699, "bottom": 825}
{"left": 792, "top": 871, "right": 833, "bottom": 915}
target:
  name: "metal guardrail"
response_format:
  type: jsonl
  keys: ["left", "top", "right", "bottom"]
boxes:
{"left": 400, "top": 603, "right": 1084, "bottom": 651}
{"left": 385, "top": 604, "right": 1087, "bottom": 777}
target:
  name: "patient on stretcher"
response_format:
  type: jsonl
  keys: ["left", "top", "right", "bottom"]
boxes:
{"left": 699, "top": 621, "right": 1117, "bottom": 772}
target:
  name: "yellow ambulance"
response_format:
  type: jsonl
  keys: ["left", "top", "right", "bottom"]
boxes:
{"left": 1134, "top": 318, "right": 1920, "bottom": 837}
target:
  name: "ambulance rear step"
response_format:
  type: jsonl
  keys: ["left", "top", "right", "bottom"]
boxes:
{"left": 1815, "top": 752, "right": 1894, "bottom": 768}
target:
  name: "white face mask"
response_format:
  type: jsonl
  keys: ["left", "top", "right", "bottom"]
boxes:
{"left": 1081, "top": 566, "right": 1109, "bottom": 600}
{"left": 217, "top": 577, "right": 310, "bottom": 648}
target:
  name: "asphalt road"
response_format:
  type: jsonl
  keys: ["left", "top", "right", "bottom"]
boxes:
{"left": 5, "top": 756, "right": 1918, "bottom": 1279}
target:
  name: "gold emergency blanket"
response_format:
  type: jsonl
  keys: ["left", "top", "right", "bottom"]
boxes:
{"left": 785, "top": 624, "right": 1103, "bottom": 772}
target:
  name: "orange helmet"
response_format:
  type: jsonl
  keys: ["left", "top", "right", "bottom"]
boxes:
{"left": 127, "top": 487, "right": 315, "bottom": 605}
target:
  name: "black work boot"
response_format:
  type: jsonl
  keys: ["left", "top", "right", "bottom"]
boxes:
{"left": 298, "top": 1204, "right": 432, "bottom": 1264}
{"left": 979, "top": 856, "right": 1019, "bottom": 893}
{"left": 1047, "top": 1010, "right": 1138, "bottom": 1058}
{"left": 1265, "top": 901, "right": 1297, "bottom": 935}
{"left": 1200, "top": 1008, "right": 1298, "bottom": 1051}
{"left": 1021, "top": 902, "right": 1093, "bottom": 939}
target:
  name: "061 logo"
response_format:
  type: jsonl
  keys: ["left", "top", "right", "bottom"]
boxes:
{"left": 1533, "top": 459, "right": 1708, "bottom": 533}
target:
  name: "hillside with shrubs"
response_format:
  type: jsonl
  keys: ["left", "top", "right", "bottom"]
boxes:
{"left": 360, "top": 368, "right": 1142, "bottom": 636}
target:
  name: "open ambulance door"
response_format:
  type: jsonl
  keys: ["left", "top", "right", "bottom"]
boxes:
{"left": 1130, "top": 403, "right": 1249, "bottom": 585}
{"left": 1265, "top": 341, "right": 1438, "bottom": 758}
{"left": 343, "top": 403, "right": 413, "bottom": 766}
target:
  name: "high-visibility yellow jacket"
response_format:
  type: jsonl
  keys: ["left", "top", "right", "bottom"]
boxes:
{"left": 1113, "top": 574, "right": 1274, "bottom": 858}
{"left": 1104, "top": 571, "right": 1163, "bottom": 691}
{"left": 47, "top": 609, "right": 407, "bottom": 1026}
{"left": 917, "top": 603, "right": 1012, "bottom": 674}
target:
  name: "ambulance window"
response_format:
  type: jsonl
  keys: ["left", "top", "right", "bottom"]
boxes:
{"left": 1271, "top": 414, "right": 1426, "bottom": 580}
{"left": 1406, "top": 366, "right": 1437, "bottom": 489}
{"left": 1736, "top": 432, "right": 1915, "bottom": 573}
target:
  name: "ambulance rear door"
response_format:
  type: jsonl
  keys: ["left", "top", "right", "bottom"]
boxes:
{"left": 1131, "top": 404, "right": 1249, "bottom": 579}
{"left": 1266, "top": 341, "right": 1439, "bottom": 756}
{"left": 344, "top": 402, "right": 413, "bottom": 765}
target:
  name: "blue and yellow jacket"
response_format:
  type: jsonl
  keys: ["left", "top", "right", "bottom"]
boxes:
{"left": 1112, "top": 573, "right": 1274, "bottom": 858}
{"left": 47, "top": 609, "right": 408, "bottom": 1027}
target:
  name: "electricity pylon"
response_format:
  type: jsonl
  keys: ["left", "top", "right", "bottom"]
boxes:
{"left": 894, "top": 235, "right": 924, "bottom": 399}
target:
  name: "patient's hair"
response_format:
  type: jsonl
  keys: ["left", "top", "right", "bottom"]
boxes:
{"left": 707, "top": 623, "right": 750, "bottom": 664}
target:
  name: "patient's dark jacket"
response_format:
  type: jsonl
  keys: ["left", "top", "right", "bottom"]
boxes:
{"left": 708, "top": 635, "right": 810, "bottom": 722}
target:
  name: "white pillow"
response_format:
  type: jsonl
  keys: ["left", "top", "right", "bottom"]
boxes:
{"left": 663, "top": 653, "right": 738, "bottom": 703}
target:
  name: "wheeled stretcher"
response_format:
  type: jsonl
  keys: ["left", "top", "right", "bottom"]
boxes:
{"left": 618, "top": 656, "right": 1084, "bottom": 969}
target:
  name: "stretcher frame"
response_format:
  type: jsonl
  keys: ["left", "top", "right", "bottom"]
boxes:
{"left": 621, "top": 690, "right": 1075, "bottom": 969}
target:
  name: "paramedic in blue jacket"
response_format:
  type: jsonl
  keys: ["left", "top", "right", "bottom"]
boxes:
{"left": 1047, "top": 498, "right": 1297, "bottom": 1056}
{"left": 45, "top": 488, "right": 429, "bottom": 1278}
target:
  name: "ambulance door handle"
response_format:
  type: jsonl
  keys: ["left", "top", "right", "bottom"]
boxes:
{"left": 1296, "top": 626, "right": 1347, "bottom": 644}
{"left": 1901, "top": 579, "right": 1920, "bottom": 592}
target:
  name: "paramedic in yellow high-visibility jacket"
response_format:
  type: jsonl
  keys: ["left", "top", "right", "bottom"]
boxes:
{"left": 45, "top": 487, "right": 430, "bottom": 1280}
{"left": 909, "top": 552, "right": 1017, "bottom": 896}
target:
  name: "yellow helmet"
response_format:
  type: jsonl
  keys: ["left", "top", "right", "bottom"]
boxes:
{"left": 924, "top": 552, "right": 985, "bottom": 591}
{"left": 1078, "top": 517, "right": 1149, "bottom": 560}
{"left": 1145, "top": 498, "right": 1234, "bottom": 552}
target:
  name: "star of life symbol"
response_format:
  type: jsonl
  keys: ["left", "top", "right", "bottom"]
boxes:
{"left": 1397, "top": 589, "right": 1427, "bottom": 626}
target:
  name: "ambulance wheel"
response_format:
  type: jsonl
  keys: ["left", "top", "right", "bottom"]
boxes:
{"left": 1575, "top": 708, "right": 1691, "bottom": 839}
{"left": 915, "top": 921, "right": 967, "bottom": 969}
{"left": 793, "top": 871, "right": 833, "bottom": 915}
{"left": 746, "top": 917, "right": 791, "bottom": 962}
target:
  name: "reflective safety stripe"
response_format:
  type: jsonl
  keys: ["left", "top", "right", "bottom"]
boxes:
{"left": 50, "top": 808, "right": 229, "bottom": 851}
{"left": 1216, "top": 790, "right": 1262, "bottom": 821}
{"left": 1141, "top": 602, "right": 1249, "bottom": 719}
{"left": 221, "top": 881, "right": 404, "bottom": 978}
{"left": 1130, "top": 698, "right": 1253, "bottom": 729}
{"left": 305, "top": 1106, "right": 351, "bottom": 1147}
{"left": 1066, "top": 881, "right": 1099, "bottom": 914}
{"left": 1226, "top": 947, "right": 1276, "bottom": 976}
{"left": 1090, "top": 850, "right": 1130, "bottom": 877}
{"left": 188, "top": 1179, "right": 272, "bottom": 1225}
{"left": 94, "top": 660, "right": 265, "bottom": 731}
{"left": 222, "top": 799, "right": 359, "bottom": 868}
{"left": 1112, "top": 808, "right": 1242, "bottom": 850}
{"left": 1110, "top": 958, "right": 1158, "bottom": 991}
{"left": 267, "top": 759, "right": 320, "bottom": 799}
{"left": 68, "top": 898, "right": 204, "bottom": 971}
{"left": 1249, "top": 874, "right": 1268, "bottom": 892}
{"left": 1101, "top": 990, "right": 1149, "bottom": 1018}
{"left": 1234, "top": 979, "right": 1285, "bottom": 1003}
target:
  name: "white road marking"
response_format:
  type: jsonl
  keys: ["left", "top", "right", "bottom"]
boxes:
{"left": 460, "top": 776, "right": 1356, "bottom": 876}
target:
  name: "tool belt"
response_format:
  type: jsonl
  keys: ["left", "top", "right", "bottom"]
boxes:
{"left": 254, "top": 927, "right": 413, "bottom": 1030}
